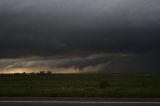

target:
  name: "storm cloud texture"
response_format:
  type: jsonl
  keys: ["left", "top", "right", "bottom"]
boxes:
{"left": 0, "top": 0, "right": 160, "bottom": 73}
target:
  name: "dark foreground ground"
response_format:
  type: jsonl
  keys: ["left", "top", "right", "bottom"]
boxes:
{"left": 0, "top": 74, "right": 160, "bottom": 97}
{"left": 0, "top": 97, "right": 160, "bottom": 106}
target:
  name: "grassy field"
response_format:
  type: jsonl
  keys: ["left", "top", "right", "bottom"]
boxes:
{"left": 0, "top": 74, "right": 160, "bottom": 97}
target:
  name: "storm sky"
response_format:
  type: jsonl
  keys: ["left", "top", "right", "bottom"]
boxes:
{"left": 0, "top": 0, "right": 160, "bottom": 73}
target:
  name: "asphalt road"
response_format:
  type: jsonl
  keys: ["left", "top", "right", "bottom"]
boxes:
{"left": 0, "top": 98, "right": 160, "bottom": 106}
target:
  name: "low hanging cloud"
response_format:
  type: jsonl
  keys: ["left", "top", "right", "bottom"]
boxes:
{"left": 0, "top": 54, "right": 126, "bottom": 73}
{"left": 0, "top": 53, "right": 160, "bottom": 74}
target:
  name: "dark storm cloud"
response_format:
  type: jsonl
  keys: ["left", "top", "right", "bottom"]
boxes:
{"left": 0, "top": 0, "right": 160, "bottom": 58}
{"left": 0, "top": 0, "right": 160, "bottom": 73}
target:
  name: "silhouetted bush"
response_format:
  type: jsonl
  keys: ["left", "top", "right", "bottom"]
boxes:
{"left": 99, "top": 80, "right": 110, "bottom": 89}
{"left": 142, "top": 81, "right": 145, "bottom": 88}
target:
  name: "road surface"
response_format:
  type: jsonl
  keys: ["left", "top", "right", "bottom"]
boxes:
{"left": 0, "top": 97, "right": 160, "bottom": 106}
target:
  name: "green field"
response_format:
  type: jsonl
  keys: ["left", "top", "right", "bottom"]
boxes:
{"left": 0, "top": 74, "right": 160, "bottom": 97}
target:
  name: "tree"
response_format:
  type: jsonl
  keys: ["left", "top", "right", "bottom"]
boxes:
{"left": 39, "top": 71, "right": 45, "bottom": 75}
{"left": 46, "top": 71, "right": 52, "bottom": 75}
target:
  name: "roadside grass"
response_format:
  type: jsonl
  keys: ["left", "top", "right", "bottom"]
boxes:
{"left": 0, "top": 74, "right": 160, "bottom": 97}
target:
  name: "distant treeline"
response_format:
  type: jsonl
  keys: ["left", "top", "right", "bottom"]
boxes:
{"left": 13, "top": 71, "right": 52, "bottom": 75}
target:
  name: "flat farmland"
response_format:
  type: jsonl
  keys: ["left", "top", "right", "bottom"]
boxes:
{"left": 0, "top": 74, "right": 160, "bottom": 97}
